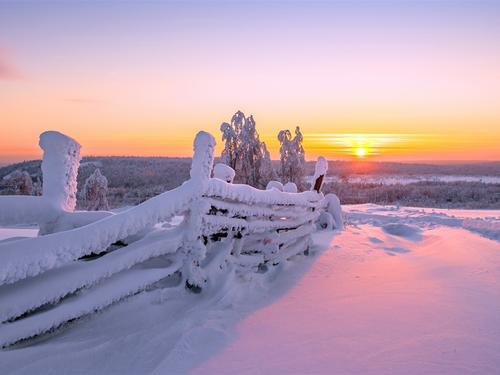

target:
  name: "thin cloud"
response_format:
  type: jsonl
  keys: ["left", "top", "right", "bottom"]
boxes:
{"left": 0, "top": 50, "right": 22, "bottom": 80}
{"left": 64, "top": 97, "right": 107, "bottom": 104}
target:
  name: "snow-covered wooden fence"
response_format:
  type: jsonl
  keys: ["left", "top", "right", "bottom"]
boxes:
{"left": 0, "top": 130, "right": 324, "bottom": 347}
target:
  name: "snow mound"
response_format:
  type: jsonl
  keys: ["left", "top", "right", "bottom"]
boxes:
{"left": 317, "top": 211, "right": 334, "bottom": 230}
{"left": 213, "top": 163, "right": 235, "bottom": 183}
{"left": 463, "top": 218, "right": 500, "bottom": 241}
{"left": 283, "top": 182, "right": 298, "bottom": 193}
{"left": 266, "top": 181, "right": 283, "bottom": 191}
{"left": 324, "top": 193, "right": 343, "bottom": 230}
{"left": 382, "top": 223, "right": 422, "bottom": 241}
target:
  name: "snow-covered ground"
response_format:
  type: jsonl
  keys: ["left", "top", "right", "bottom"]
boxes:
{"left": 1, "top": 205, "right": 499, "bottom": 374}
{"left": 0, "top": 227, "right": 38, "bottom": 243}
{"left": 306, "top": 174, "right": 500, "bottom": 185}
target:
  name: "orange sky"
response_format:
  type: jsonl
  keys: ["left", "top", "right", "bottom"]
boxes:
{"left": 1, "top": 1, "right": 499, "bottom": 163}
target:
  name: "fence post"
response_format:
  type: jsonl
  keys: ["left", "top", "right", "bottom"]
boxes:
{"left": 312, "top": 156, "right": 328, "bottom": 193}
{"left": 183, "top": 131, "right": 216, "bottom": 292}
{"left": 190, "top": 131, "right": 216, "bottom": 181}
{"left": 39, "top": 131, "right": 81, "bottom": 212}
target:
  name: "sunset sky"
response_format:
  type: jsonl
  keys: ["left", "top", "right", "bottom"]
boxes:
{"left": 1, "top": 1, "right": 499, "bottom": 163}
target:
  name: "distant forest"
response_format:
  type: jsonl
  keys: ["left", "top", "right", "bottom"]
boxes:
{"left": 1, "top": 157, "right": 499, "bottom": 209}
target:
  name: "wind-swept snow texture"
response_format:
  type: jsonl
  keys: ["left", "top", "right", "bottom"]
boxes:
{"left": 1, "top": 204, "right": 498, "bottom": 374}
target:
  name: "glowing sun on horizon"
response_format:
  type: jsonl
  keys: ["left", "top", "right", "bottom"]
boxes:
{"left": 356, "top": 147, "right": 367, "bottom": 158}
{"left": 307, "top": 133, "right": 412, "bottom": 159}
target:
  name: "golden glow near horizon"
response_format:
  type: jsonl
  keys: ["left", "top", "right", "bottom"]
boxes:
{"left": 297, "top": 132, "right": 500, "bottom": 161}
{"left": 310, "top": 133, "right": 412, "bottom": 158}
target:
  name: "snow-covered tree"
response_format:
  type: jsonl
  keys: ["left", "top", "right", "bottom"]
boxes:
{"left": 33, "top": 177, "right": 43, "bottom": 196}
{"left": 259, "top": 143, "right": 275, "bottom": 185}
{"left": 83, "top": 168, "right": 109, "bottom": 211}
{"left": 2, "top": 169, "right": 33, "bottom": 195}
{"left": 220, "top": 111, "right": 274, "bottom": 188}
{"left": 278, "top": 126, "right": 305, "bottom": 190}
{"left": 220, "top": 111, "right": 244, "bottom": 170}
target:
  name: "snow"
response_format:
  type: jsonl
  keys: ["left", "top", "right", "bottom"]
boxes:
{"left": 190, "top": 131, "right": 216, "bottom": 182}
{"left": 282, "top": 182, "right": 297, "bottom": 193}
{"left": 213, "top": 163, "right": 235, "bottom": 183}
{"left": 0, "top": 196, "right": 54, "bottom": 227}
{"left": 266, "top": 180, "right": 283, "bottom": 191}
{"left": 312, "top": 156, "right": 328, "bottom": 187}
{"left": 0, "top": 129, "right": 321, "bottom": 347}
{"left": 325, "top": 193, "right": 343, "bottom": 230}
{"left": 306, "top": 174, "right": 500, "bottom": 186}
{"left": 0, "top": 131, "right": 83, "bottom": 234}
{"left": 0, "top": 257, "right": 182, "bottom": 348}
{"left": 194, "top": 223, "right": 500, "bottom": 375}
{"left": 39, "top": 131, "right": 81, "bottom": 212}
{"left": 1, "top": 204, "right": 498, "bottom": 374}
{"left": 0, "top": 181, "right": 199, "bottom": 285}
{"left": 208, "top": 179, "right": 321, "bottom": 207}
{"left": 0, "top": 131, "right": 216, "bottom": 286}
{"left": 316, "top": 211, "right": 334, "bottom": 230}
{"left": 381, "top": 223, "right": 422, "bottom": 240}
{"left": 0, "top": 227, "right": 38, "bottom": 242}
{"left": 1, "top": 129, "right": 498, "bottom": 373}
{"left": 0, "top": 225, "right": 184, "bottom": 324}
{"left": 344, "top": 204, "right": 500, "bottom": 241}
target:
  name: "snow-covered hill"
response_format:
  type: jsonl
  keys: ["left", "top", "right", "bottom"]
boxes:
{"left": 1, "top": 205, "right": 499, "bottom": 374}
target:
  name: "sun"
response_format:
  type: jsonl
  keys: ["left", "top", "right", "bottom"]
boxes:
{"left": 356, "top": 147, "right": 366, "bottom": 158}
